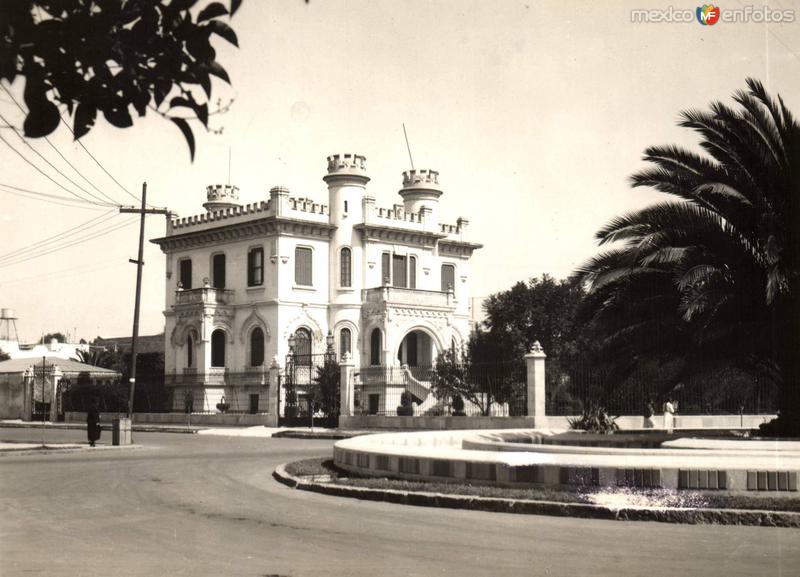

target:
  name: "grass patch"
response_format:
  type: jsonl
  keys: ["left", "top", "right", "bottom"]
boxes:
{"left": 284, "top": 458, "right": 800, "bottom": 513}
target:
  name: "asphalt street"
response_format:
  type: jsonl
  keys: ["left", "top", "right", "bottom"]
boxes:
{"left": 1, "top": 427, "right": 798, "bottom": 577}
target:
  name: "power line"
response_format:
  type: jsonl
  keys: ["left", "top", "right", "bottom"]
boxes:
{"left": 0, "top": 130, "right": 116, "bottom": 207}
{"left": 0, "top": 215, "right": 138, "bottom": 268}
{"left": 0, "top": 258, "right": 128, "bottom": 287}
{"left": 0, "top": 83, "right": 123, "bottom": 206}
{"left": 0, "top": 209, "right": 118, "bottom": 263}
{"left": 0, "top": 182, "right": 112, "bottom": 210}
{"left": 0, "top": 110, "right": 117, "bottom": 207}
{"left": 56, "top": 111, "right": 142, "bottom": 205}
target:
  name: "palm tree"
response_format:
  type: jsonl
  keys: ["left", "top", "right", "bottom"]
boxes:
{"left": 73, "top": 347, "right": 119, "bottom": 370}
{"left": 577, "top": 79, "right": 799, "bottom": 433}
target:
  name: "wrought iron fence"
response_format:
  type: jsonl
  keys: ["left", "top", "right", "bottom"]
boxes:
{"left": 545, "top": 359, "right": 779, "bottom": 416}
{"left": 163, "top": 371, "right": 271, "bottom": 414}
{"left": 353, "top": 360, "right": 526, "bottom": 417}
{"left": 282, "top": 351, "right": 339, "bottom": 427}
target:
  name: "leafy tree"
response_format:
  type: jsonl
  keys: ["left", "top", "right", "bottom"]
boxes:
{"left": 479, "top": 274, "right": 586, "bottom": 362}
{"left": 309, "top": 359, "right": 340, "bottom": 418}
{"left": 1, "top": 0, "right": 244, "bottom": 160}
{"left": 431, "top": 345, "right": 522, "bottom": 416}
{"left": 40, "top": 331, "right": 67, "bottom": 343}
{"left": 576, "top": 79, "right": 799, "bottom": 434}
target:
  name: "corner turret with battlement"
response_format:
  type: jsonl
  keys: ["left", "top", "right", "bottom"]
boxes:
{"left": 203, "top": 184, "right": 241, "bottom": 212}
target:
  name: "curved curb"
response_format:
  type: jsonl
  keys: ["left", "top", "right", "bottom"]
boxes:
{"left": 273, "top": 464, "right": 800, "bottom": 527}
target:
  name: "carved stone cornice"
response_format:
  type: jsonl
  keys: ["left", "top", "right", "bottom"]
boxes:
{"left": 438, "top": 239, "right": 483, "bottom": 258}
{"left": 151, "top": 216, "right": 337, "bottom": 252}
{"left": 354, "top": 224, "right": 446, "bottom": 248}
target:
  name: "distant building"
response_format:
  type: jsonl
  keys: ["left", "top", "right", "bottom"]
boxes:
{"left": 0, "top": 309, "right": 89, "bottom": 361}
{"left": 0, "top": 357, "right": 120, "bottom": 421}
{"left": 94, "top": 334, "right": 165, "bottom": 355}
{"left": 151, "top": 153, "right": 482, "bottom": 413}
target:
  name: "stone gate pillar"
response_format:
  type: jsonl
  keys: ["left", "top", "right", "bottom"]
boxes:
{"left": 339, "top": 352, "right": 354, "bottom": 419}
{"left": 268, "top": 356, "right": 281, "bottom": 420}
{"left": 525, "top": 341, "right": 547, "bottom": 426}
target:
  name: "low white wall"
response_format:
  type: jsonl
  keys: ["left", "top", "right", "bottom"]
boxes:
{"left": 340, "top": 414, "right": 776, "bottom": 431}
{"left": 64, "top": 412, "right": 277, "bottom": 427}
{"left": 339, "top": 415, "right": 540, "bottom": 430}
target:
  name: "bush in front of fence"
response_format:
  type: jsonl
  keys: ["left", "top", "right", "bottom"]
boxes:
{"left": 397, "top": 391, "right": 414, "bottom": 416}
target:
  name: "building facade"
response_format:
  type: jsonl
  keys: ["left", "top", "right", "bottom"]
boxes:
{"left": 152, "top": 154, "right": 481, "bottom": 413}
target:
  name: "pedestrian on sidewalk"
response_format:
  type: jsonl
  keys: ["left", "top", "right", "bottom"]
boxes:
{"left": 87, "top": 401, "right": 101, "bottom": 447}
{"left": 643, "top": 399, "right": 656, "bottom": 429}
{"left": 663, "top": 397, "right": 676, "bottom": 434}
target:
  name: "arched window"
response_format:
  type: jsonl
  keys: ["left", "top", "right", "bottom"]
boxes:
{"left": 340, "top": 327, "right": 351, "bottom": 359}
{"left": 294, "top": 327, "right": 312, "bottom": 366}
{"left": 187, "top": 333, "right": 195, "bottom": 368}
{"left": 340, "top": 247, "right": 352, "bottom": 287}
{"left": 409, "top": 255, "right": 417, "bottom": 289}
{"left": 250, "top": 327, "right": 265, "bottom": 367}
{"left": 370, "top": 328, "right": 382, "bottom": 366}
{"left": 211, "top": 329, "right": 226, "bottom": 367}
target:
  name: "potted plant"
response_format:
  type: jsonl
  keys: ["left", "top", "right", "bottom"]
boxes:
{"left": 215, "top": 395, "right": 230, "bottom": 414}
{"left": 396, "top": 391, "right": 414, "bottom": 416}
{"left": 451, "top": 394, "right": 466, "bottom": 416}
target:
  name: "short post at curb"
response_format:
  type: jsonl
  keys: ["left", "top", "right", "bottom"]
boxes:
{"left": 525, "top": 341, "right": 547, "bottom": 426}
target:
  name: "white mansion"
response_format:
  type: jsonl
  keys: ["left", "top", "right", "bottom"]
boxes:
{"left": 152, "top": 153, "right": 481, "bottom": 413}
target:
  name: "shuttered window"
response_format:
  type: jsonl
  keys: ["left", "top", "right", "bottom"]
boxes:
{"left": 340, "top": 247, "right": 352, "bottom": 287}
{"left": 409, "top": 256, "right": 417, "bottom": 289}
{"left": 179, "top": 258, "right": 192, "bottom": 289}
{"left": 392, "top": 255, "right": 407, "bottom": 288}
{"left": 212, "top": 253, "right": 226, "bottom": 288}
{"left": 441, "top": 264, "right": 455, "bottom": 293}
{"left": 381, "top": 253, "right": 390, "bottom": 285}
{"left": 247, "top": 247, "right": 263, "bottom": 286}
{"left": 295, "top": 247, "right": 312, "bottom": 286}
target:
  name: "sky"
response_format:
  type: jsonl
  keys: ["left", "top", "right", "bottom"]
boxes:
{"left": 1, "top": 0, "right": 799, "bottom": 344}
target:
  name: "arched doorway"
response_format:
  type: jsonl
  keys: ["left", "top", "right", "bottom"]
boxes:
{"left": 397, "top": 330, "right": 435, "bottom": 367}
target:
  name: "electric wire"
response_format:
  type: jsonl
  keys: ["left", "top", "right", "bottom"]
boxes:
{"left": 0, "top": 130, "right": 116, "bottom": 207}
{"left": 0, "top": 183, "right": 111, "bottom": 210}
{"left": 0, "top": 209, "right": 119, "bottom": 263}
{"left": 0, "top": 216, "right": 139, "bottom": 268}
{"left": 0, "top": 110, "right": 118, "bottom": 207}
{"left": 0, "top": 84, "right": 123, "bottom": 206}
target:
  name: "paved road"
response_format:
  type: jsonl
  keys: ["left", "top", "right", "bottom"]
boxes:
{"left": 1, "top": 428, "right": 798, "bottom": 577}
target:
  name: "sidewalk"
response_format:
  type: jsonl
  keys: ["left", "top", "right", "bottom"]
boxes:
{"left": 0, "top": 419, "right": 200, "bottom": 434}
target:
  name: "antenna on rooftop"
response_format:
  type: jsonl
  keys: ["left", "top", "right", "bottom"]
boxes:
{"left": 402, "top": 123, "right": 415, "bottom": 170}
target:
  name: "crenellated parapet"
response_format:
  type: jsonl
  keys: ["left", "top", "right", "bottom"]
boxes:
{"left": 171, "top": 200, "right": 273, "bottom": 231}
{"left": 203, "top": 183, "right": 241, "bottom": 212}
{"left": 323, "top": 153, "right": 370, "bottom": 186}
{"left": 402, "top": 169, "right": 440, "bottom": 190}
{"left": 289, "top": 196, "right": 328, "bottom": 215}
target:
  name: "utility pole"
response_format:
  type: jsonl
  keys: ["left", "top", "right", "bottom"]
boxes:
{"left": 119, "top": 183, "right": 170, "bottom": 419}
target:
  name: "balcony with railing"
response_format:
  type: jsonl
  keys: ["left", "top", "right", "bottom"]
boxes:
{"left": 165, "top": 367, "right": 268, "bottom": 387}
{"left": 362, "top": 286, "right": 455, "bottom": 309}
{"left": 174, "top": 287, "right": 235, "bottom": 306}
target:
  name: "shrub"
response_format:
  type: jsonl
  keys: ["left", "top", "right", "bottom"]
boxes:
{"left": 568, "top": 403, "right": 619, "bottom": 434}
{"left": 397, "top": 391, "right": 414, "bottom": 416}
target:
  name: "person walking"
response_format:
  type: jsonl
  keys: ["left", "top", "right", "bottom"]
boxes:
{"left": 643, "top": 399, "right": 656, "bottom": 429}
{"left": 663, "top": 397, "right": 676, "bottom": 434}
{"left": 86, "top": 401, "right": 101, "bottom": 447}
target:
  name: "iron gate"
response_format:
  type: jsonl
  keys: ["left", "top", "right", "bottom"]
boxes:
{"left": 279, "top": 350, "right": 340, "bottom": 428}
